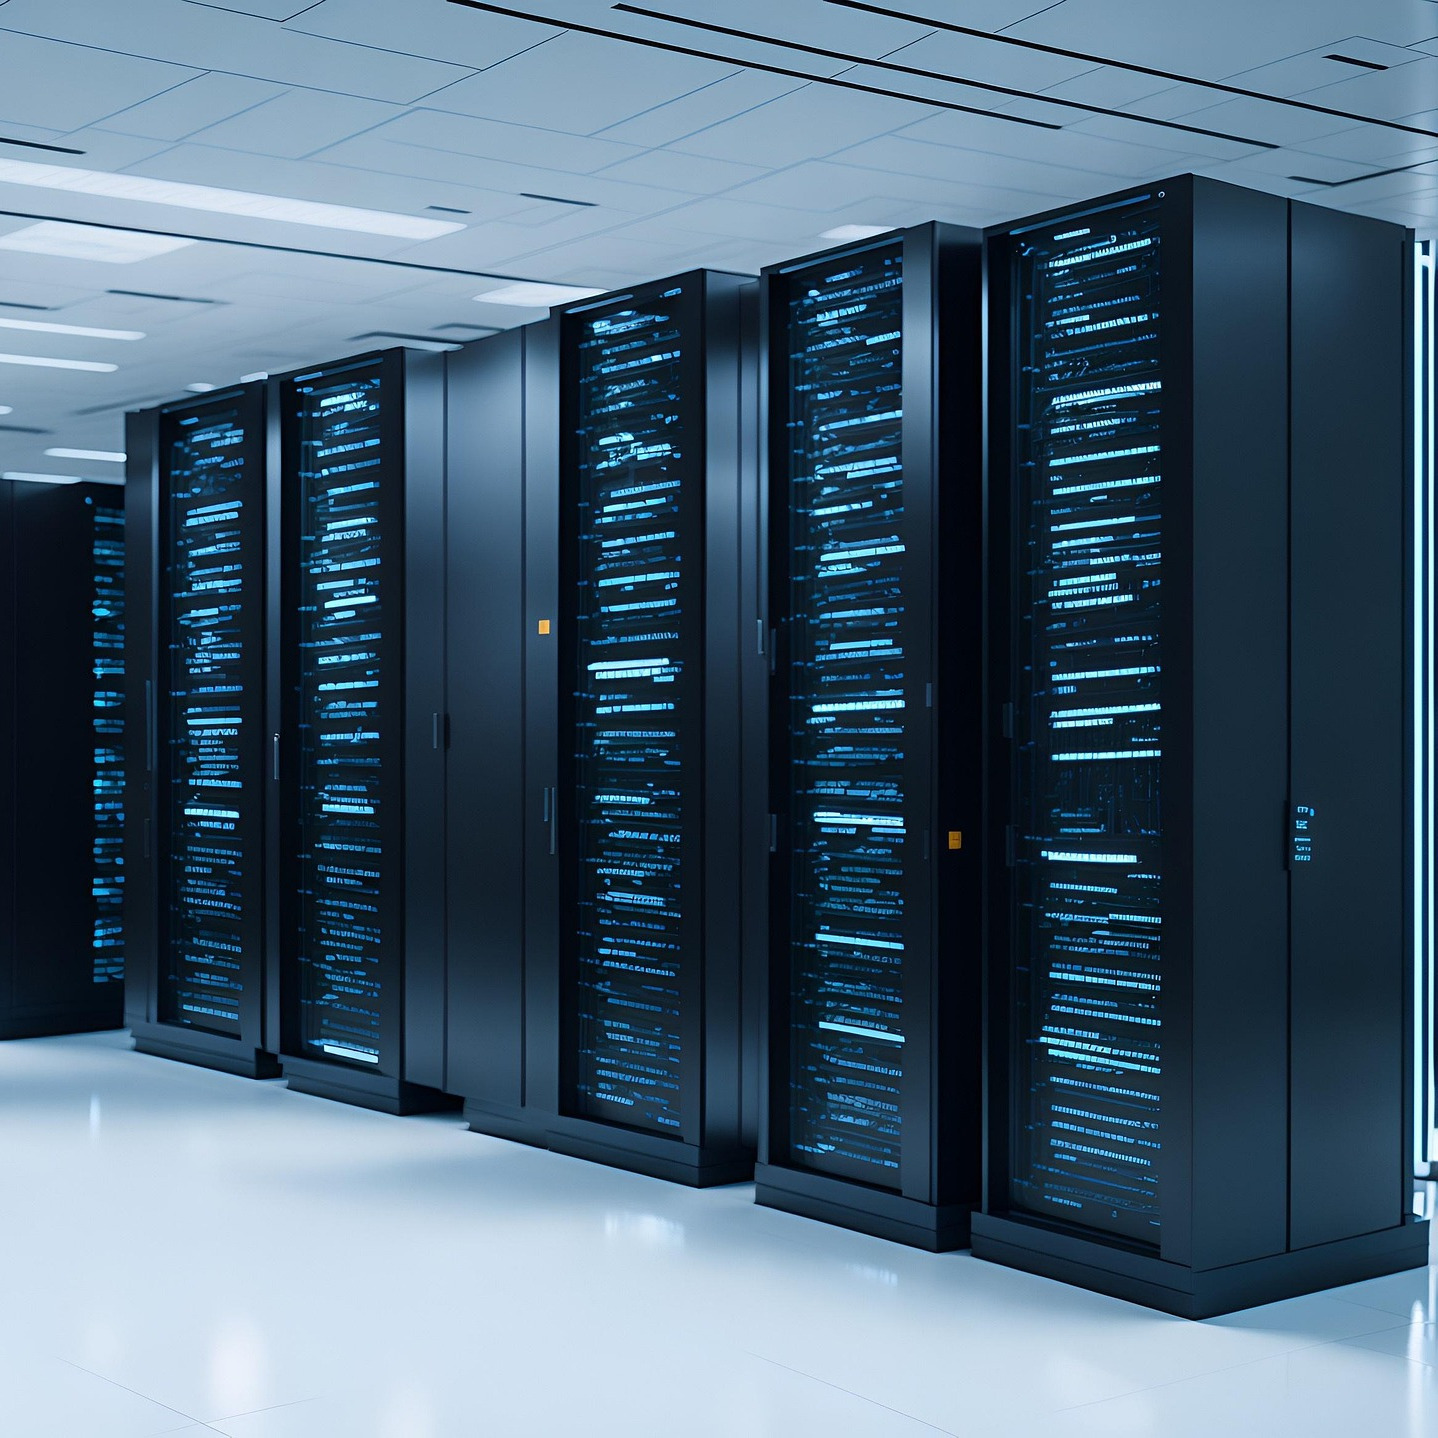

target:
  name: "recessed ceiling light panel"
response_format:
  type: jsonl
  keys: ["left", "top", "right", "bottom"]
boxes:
{"left": 820, "top": 224, "right": 897, "bottom": 242}
{"left": 0, "top": 316, "right": 144, "bottom": 340}
{"left": 2, "top": 470, "right": 82, "bottom": 485}
{"left": 0, "top": 221, "right": 195, "bottom": 264}
{"left": 45, "top": 447, "right": 126, "bottom": 462}
{"left": 0, "top": 350, "right": 117, "bottom": 371}
{"left": 185, "top": 382, "right": 218, "bottom": 393}
{"left": 474, "top": 282, "right": 606, "bottom": 308}
{"left": 0, "top": 158, "right": 466, "bottom": 240}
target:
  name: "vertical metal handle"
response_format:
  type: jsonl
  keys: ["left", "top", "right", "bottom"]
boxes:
{"left": 144, "top": 679, "right": 154, "bottom": 773}
{"left": 432, "top": 711, "right": 443, "bottom": 751}
{"left": 142, "top": 816, "right": 151, "bottom": 860}
{"left": 543, "top": 786, "right": 558, "bottom": 856}
{"left": 272, "top": 732, "right": 281, "bottom": 782}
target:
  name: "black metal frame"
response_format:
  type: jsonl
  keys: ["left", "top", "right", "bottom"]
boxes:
{"left": 756, "top": 223, "right": 985, "bottom": 1250}
{"left": 975, "top": 175, "right": 1428, "bottom": 1317}
{"left": 1, "top": 478, "right": 126, "bottom": 1039}
{"left": 269, "top": 348, "right": 453, "bottom": 1115}
{"left": 124, "top": 386, "right": 278, "bottom": 1078}
{"left": 474, "top": 271, "right": 758, "bottom": 1185}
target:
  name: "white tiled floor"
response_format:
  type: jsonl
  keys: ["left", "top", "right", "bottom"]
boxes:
{"left": 3, "top": 1032, "right": 1435, "bottom": 1437}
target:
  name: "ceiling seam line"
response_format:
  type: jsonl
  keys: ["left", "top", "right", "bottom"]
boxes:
{"left": 824, "top": 0, "right": 1438, "bottom": 142}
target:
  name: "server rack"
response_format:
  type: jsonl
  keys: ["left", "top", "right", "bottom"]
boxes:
{"left": 271, "top": 349, "right": 452, "bottom": 1114}
{"left": 480, "top": 271, "right": 760, "bottom": 1185}
{"left": 443, "top": 322, "right": 548, "bottom": 1136}
{"left": 757, "top": 224, "right": 984, "bottom": 1250}
{"left": 975, "top": 175, "right": 1428, "bottom": 1316}
{"left": 1, "top": 478, "right": 126, "bottom": 1037}
{"left": 124, "top": 387, "right": 278, "bottom": 1077}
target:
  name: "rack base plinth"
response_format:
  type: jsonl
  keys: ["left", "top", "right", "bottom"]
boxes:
{"left": 280, "top": 1056, "right": 460, "bottom": 1116}
{"left": 544, "top": 1116, "right": 753, "bottom": 1187}
{"left": 132, "top": 1024, "right": 280, "bottom": 1079}
{"left": 0, "top": 1007, "right": 123, "bottom": 1041}
{"left": 971, "top": 1212, "right": 1431, "bottom": 1319}
{"left": 756, "top": 1163, "right": 972, "bottom": 1251}
{"left": 464, "top": 1102, "right": 549, "bottom": 1150}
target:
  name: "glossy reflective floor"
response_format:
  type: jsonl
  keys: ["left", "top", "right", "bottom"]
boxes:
{"left": 4, "top": 1032, "right": 1436, "bottom": 1437}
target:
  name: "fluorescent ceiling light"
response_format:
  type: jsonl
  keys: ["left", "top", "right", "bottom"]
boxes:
{"left": 239, "top": 372, "right": 268, "bottom": 383}
{"left": 820, "top": 224, "right": 896, "bottom": 241}
{"left": 0, "top": 157, "right": 465, "bottom": 241}
{"left": 0, "top": 351, "right": 117, "bottom": 372}
{"left": 46, "top": 447, "right": 126, "bottom": 462}
{"left": 3, "top": 470, "right": 82, "bottom": 485}
{"left": 0, "top": 316, "right": 143, "bottom": 340}
{"left": 0, "top": 406, "right": 12, "bottom": 415}
{"left": 474, "top": 282, "right": 605, "bottom": 308}
{"left": 185, "top": 382, "right": 217, "bottom": 393}
{"left": 0, "top": 221, "right": 195, "bottom": 264}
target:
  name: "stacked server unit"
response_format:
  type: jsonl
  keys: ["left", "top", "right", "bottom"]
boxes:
{"left": 1, "top": 478, "right": 125, "bottom": 1037}
{"left": 758, "top": 224, "right": 984, "bottom": 1250}
{"left": 483, "top": 271, "right": 761, "bottom": 1184}
{"left": 975, "top": 176, "right": 1428, "bottom": 1315}
{"left": 125, "top": 387, "right": 277, "bottom": 1076}
{"left": 272, "top": 349, "right": 451, "bottom": 1114}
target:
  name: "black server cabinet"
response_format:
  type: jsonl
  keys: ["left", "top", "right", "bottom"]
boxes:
{"left": 271, "top": 349, "right": 452, "bottom": 1114}
{"left": 1, "top": 478, "right": 125, "bottom": 1038}
{"left": 975, "top": 175, "right": 1428, "bottom": 1316}
{"left": 482, "top": 271, "right": 760, "bottom": 1185}
{"left": 124, "top": 387, "right": 278, "bottom": 1077}
{"left": 442, "top": 322, "right": 547, "bottom": 1133}
{"left": 757, "top": 225, "right": 984, "bottom": 1250}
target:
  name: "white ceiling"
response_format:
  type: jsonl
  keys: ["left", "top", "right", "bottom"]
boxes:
{"left": 0, "top": 0, "right": 1436, "bottom": 478}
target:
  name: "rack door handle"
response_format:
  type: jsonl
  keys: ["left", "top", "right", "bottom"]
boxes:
{"left": 543, "top": 786, "right": 558, "bottom": 856}
{"left": 144, "top": 679, "right": 155, "bottom": 773}
{"left": 272, "top": 732, "right": 281, "bottom": 783}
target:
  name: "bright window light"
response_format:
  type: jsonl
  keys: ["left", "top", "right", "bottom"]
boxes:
{"left": 0, "top": 222, "right": 195, "bottom": 264}
{"left": 45, "top": 447, "right": 126, "bottom": 462}
{"left": 820, "top": 224, "right": 897, "bottom": 242}
{"left": 474, "top": 282, "right": 605, "bottom": 308}
{"left": 0, "top": 351, "right": 117, "bottom": 372}
{"left": 0, "top": 158, "right": 466, "bottom": 240}
{"left": 2, "top": 470, "right": 82, "bottom": 484}
{"left": 0, "top": 316, "right": 143, "bottom": 340}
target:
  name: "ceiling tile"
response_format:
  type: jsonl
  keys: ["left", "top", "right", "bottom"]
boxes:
{"left": 421, "top": 31, "right": 733, "bottom": 132}
{"left": 184, "top": 0, "right": 315, "bottom": 19}
{"left": 595, "top": 70, "right": 807, "bottom": 146}
{"left": 363, "top": 108, "right": 644, "bottom": 175}
{"left": 1298, "top": 56, "right": 1438, "bottom": 120}
{"left": 94, "top": 72, "right": 286, "bottom": 142}
{"left": 0, "top": 30, "right": 200, "bottom": 133}
{"left": 289, "top": 0, "right": 561, "bottom": 66}
{"left": 0, "top": 0, "right": 475, "bottom": 104}
{"left": 189, "top": 90, "right": 405, "bottom": 159}
{"left": 1226, "top": 37, "right": 1426, "bottom": 98}
{"left": 668, "top": 86, "right": 929, "bottom": 169}
{"left": 593, "top": 149, "right": 769, "bottom": 193}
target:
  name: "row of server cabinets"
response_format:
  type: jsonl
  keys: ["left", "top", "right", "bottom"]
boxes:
{"left": 122, "top": 175, "right": 1426, "bottom": 1318}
